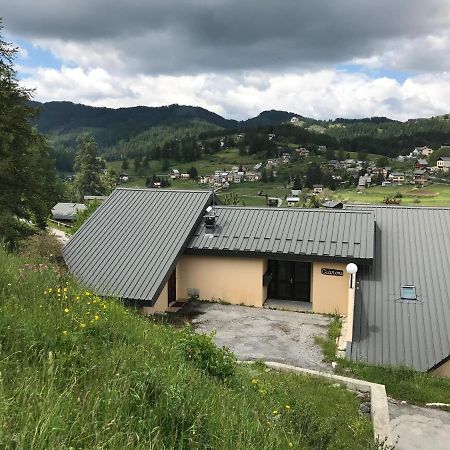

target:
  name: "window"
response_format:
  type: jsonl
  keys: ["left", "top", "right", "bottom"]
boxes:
{"left": 401, "top": 285, "right": 417, "bottom": 300}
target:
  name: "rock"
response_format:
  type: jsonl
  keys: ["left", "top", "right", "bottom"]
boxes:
{"left": 331, "top": 361, "right": 337, "bottom": 369}
{"left": 359, "top": 402, "right": 371, "bottom": 415}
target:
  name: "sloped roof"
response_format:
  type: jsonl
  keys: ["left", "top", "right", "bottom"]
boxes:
{"left": 63, "top": 188, "right": 211, "bottom": 304}
{"left": 188, "top": 206, "right": 375, "bottom": 262}
{"left": 347, "top": 205, "right": 450, "bottom": 371}
{"left": 51, "top": 203, "right": 87, "bottom": 221}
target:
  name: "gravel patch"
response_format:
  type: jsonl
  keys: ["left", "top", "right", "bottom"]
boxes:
{"left": 184, "top": 301, "right": 332, "bottom": 372}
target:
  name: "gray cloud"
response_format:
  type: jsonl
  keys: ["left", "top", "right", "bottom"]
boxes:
{"left": 3, "top": 0, "right": 450, "bottom": 74}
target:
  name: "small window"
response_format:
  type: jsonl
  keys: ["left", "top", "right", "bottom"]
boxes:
{"left": 401, "top": 285, "right": 417, "bottom": 300}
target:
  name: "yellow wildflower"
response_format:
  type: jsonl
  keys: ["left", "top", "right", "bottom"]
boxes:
{"left": 63, "top": 287, "right": 68, "bottom": 292}
{"left": 285, "top": 404, "right": 291, "bottom": 410}
{"left": 48, "top": 288, "right": 52, "bottom": 293}
{"left": 57, "top": 288, "right": 61, "bottom": 293}
{"left": 85, "top": 291, "right": 90, "bottom": 296}
{"left": 64, "top": 308, "right": 69, "bottom": 313}
{"left": 94, "top": 315, "right": 100, "bottom": 321}
{"left": 80, "top": 323, "right": 86, "bottom": 329}
{"left": 63, "top": 330, "right": 68, "bottom": 336}
{"left": 251, "top": 379, "right": 258, "bottom": 384}
{"left": 272, "top": 410, "right": 278, "bottom": 415}
{"left": 39, "top": 305, "right": 43, "bottom": 308}
{"left": 44, "top": 290, "right": 48, "bottom": 295}
{"left": 288, "top": 443, "right": 293, "bottom": 448}
{"left": 76, "top": 296, "right": 80, "bottom": 301}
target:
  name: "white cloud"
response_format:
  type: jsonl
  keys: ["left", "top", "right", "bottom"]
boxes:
{"left": 21, "top": 65, "right": 450, "bottom": 120}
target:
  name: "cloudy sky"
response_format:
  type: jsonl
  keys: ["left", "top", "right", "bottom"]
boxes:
{"left": 3, "top": 0, "right": 450, "bottom": 120}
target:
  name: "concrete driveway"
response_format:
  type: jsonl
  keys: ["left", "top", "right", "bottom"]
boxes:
{"left": 184, "top": 301, "right": 332, "bottom": 372}
{"left": 389, "top": 401, "right": 450, "bottom": 450}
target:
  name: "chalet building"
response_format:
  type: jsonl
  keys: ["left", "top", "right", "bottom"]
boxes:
{"left": 388, "top": 172, "right": 405, "bottom": 184}
{"left": 170, "top": 169, "right": 180, "bottom": 179}
{"left": 64, "top": 189, "right": 450, "bottom": 378}
{"left": 415, "top": 159, "right": 428, "bottom": 169}
{"left": 358, "top": 175, "right": 372, "bottom": 189}
{"left": 312, "top": 184, "right": 323, "bottom": 194}
{"left": 413, "top": 169, "right": 429, "bottom": 186}
{"left": 436, "top": 157, "right": 450, "bottom": 173}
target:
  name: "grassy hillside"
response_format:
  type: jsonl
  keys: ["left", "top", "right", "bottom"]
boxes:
{"left": 0, "top": 246, "right": 379, "bottom": 449}
{"left": 335, "top": 184, "right": 450, "bottom": 207}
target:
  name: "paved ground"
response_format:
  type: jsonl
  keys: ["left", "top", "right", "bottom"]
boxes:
{"left": 49, "top": 227, "right": 69, "bottom": 244}
{"left": 389, "top": 401, "right": 450, "bottom": 450}
{"left": 184, "top": 301, "right": 332, "bottom": 372}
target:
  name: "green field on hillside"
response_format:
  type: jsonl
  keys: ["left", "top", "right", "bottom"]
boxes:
{"left": 335, "top": 184, "right": 450, "bottom": 207}
{"left": 0, "top": 247, "right": 378, "bottom": 449}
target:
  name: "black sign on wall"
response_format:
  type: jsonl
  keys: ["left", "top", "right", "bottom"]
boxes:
{"left": 321, "top": 268, "right": 344, "bottom": 277}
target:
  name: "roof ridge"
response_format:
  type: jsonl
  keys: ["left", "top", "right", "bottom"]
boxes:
{"left": 116, "top": 187, "right": 211, "bottom": 194}
{"left": 217, "top": 205, "right": 373, "bottom": 214}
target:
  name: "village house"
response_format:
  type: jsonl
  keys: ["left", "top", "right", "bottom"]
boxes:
{"left": 415, "top": 159, "right": 428, "bottom": 169}
{"left": 286, "top": 196, "right": 300, "bottom": 207}
{"left": 180, "top": 173, "right": 190, "bottom": 179}
{"left": 388, "top": 171, "right": 405, "bottom": 184}
{"left": 436, "top": 157, "right": 450, "bottom": 173}
{"left": 295, "top": 147, "right": 310, "bottom": 157}
{"left": 119, "top": 173, "right": 129, "bottom": 182}
{"left": 410, "top": 146, "right": 433, "bottom": 158}
{"left": 170, "top": 169, "right": 180, "bottom": 179}
{"left": 51, "top": 202, "right": 86, "bottom": 222}
{"left": 245, "top": 171, "right": 260, "bottom": 182}
{"left": 413, "top": 169, "right": 430, "bottom": 186}
{"left": 63, "top": 188, "right": 450, "bottom": 377}
{"left": 358, "top": 175, "right": 372, "bottom": 189}
{"left": 312, "top": 184, "right": 323, "bottom": 194}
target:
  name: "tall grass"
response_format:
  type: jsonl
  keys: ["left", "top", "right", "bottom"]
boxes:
{"left": 0, "top": 249, "right": 378, "bottom": 449}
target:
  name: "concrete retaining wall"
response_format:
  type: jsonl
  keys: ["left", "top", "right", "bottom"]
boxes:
{"left": 258, "top": 361, "right": 393, "bottom": 446}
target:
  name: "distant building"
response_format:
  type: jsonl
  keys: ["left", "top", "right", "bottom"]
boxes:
{"left": 388, "top": 172, "right": 405, "bottom": 184}
{"left": 436, "top": 157, "right": 450, "bottom": 173}
{"left": 358, "top": 175, "right": 372, "bottom": 189}
{"left": 286, "top": 197, "right": 300, "bottom": 207}
{"left": 51, "top": 203, "right": 87, "bottom": 222}
{"left": 180, "top": 173, "right": 190, "bottom": 179}
{"left": 413, "top": 169, "right": 430, "bottom": 186}
{"left": 170, "top": 169, "right": 180, "bottom": 179}
{"left": 415, "top": 159, "right": 428, "bottom": 169}
{"left": 312, "top": 184, "right": 323, "bottom": 194}
{"left": 84, "top": 196, "right": 109, "bottom": 203}
{"left": 323, "top": 200, "right": 343, "bottom": 209}
{"left": 119, "top": 173, "right": 129, "bottom": 182}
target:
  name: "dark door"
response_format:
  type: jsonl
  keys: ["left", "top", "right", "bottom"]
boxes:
{"left": 168, "top": 268, "right": 177, "bottom": 305}
{"left": 268, "top": 261, "right": 311, "bottom": 302}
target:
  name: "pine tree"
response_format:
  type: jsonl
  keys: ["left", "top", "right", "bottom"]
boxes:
{"left": 0, "top": 21, "right": 62, "bottom": 249}
{"left": 73, "top": 134, "right": 105, "bottom": 200}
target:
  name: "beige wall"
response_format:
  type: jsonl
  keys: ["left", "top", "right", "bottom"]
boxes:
{"left": 177, "top": 255, "right": 267, "bottom": 307}
{"left": 433, "top": 359, "right": 450, "bottom": 378}
{"left": 140, "top": 282, "right": 168, "bottom": 315}
{"left": 311, "top": 261, "right": 350, "bottom": 314}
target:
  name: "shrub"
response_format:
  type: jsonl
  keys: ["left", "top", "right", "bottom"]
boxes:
{"left": 394, "top": 192, "right": 403, "bottom": 198}
{"left": 179, "top": 329, "right": 237, "bottom": 381}
{"left": 20, "top": 233, "right": 64, "bottom": 265}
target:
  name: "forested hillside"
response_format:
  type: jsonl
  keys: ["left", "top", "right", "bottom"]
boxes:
{"left": 31, "top": 101, "right": 450, "bottom": 172}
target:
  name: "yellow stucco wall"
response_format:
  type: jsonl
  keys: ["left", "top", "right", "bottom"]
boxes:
{"left": 311, "top": 261, "right": 350, "bottom": 314}
{"left": 140, "top": 282, "right": 168, "bottom": 315}
{"left": 177, "top": 255, "right": 267, "bottom": 307}
{"left": 433, "top": 359, "right": 450, "bottom": 378}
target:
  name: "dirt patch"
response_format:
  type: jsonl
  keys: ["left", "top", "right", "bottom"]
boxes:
{"left": 406, "top": 190, "right": 437, "bottom": 197}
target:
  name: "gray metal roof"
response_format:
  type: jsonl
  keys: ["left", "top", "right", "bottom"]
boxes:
{"left": 188, "top": 206, "right": 375, "bottom": 262}
{"left": 63, "top": 188, "right": 211, "bottom": 304}
{"left": 51, "top": 203, "right": 87, "bottom": 221}
{"left": 347, "top": 205, "right": 450, "bottom": 371}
